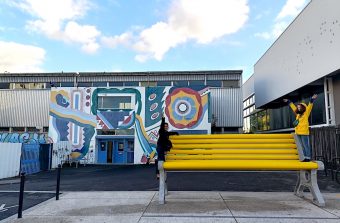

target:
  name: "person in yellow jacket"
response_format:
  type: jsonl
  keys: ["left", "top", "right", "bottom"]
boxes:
{"left": 283, "top": 94, "right": 318, "bottom": 162}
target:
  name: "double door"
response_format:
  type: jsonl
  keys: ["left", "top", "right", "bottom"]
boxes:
{"left": 97, "top": 139, "right": 134, "bottom": 164}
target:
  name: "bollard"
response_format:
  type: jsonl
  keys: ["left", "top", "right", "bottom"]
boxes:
{"left": 56, "top": 164, "right": 61, "bottom": 200}
{"left": 18, "top": 172, "right": 25, "bottom": 218}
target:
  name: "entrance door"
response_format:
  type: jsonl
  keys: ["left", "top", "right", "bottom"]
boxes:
{"left": 97, "top": 141, "right": 107, "bottom": 164}
{"left": 113, "top": 140, "right": 126, "bottom": 163}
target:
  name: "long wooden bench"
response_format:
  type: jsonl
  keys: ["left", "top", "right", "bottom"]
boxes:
{"left": 158, "top": 134, "right": 325, "bottom": 206}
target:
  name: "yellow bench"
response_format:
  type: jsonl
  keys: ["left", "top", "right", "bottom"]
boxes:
{"left": 158, "top": 133, "right": 325, "bottom": 206}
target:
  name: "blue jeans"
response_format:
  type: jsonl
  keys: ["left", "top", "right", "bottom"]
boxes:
{"left": 297, "top": 135, "right": 311, "bottom": 159}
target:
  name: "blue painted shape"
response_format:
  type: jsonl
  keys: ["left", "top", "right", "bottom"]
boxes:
{"left": 98, "top": 111, "right": 131, "bottom": 129}
{"left": 21, "top": 144, "right": 40, "bottom": 175}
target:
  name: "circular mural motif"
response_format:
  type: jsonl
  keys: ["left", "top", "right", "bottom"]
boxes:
{"left": 165, "top": 88, "right": 203, "bottom": 129}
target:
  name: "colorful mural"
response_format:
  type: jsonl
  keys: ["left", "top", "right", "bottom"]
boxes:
{"left": 49, "top": 88, "right": 96, "bottom": 159}
{"left": 0, "top": 132, "right": 50, "bottom": 144}
{"left": 48, "top": 86, "right": 210, "bottom": 164}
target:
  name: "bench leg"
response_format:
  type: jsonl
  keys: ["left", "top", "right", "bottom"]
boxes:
{"left": 165, "top": 170, "right": 168, "bottom": 195}
{"left": 158, "top": 161, "right": 166, "bottom": 204}
{"left": 294, "top": 170, "right": 325, "bottom": 207}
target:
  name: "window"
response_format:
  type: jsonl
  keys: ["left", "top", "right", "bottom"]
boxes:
{"left": 206, "top": 80, "right": 222, "bottom": 87}
{"left": 157, "top": 81, "right": 172, "bottom": 86}
{"left": 140, "top": 81, "right": 156, "bottom": 87}
{"left": 14, "top": 83, "right": 30, "bottom": 89}
{"left": 189, "top": 80, "right": 205, "bottom": 86}
{"left": 27, "top": 127, "right": 38, "bottom": 132}
{"left": 78, "top": 82, "right": 92, "bottom": 87}
{"left": 12, "top": 127, "right": 25, "bottom": 132}
{"left": 0, "top": 127, "right": 10, "bottom": 132}
{"left": 0, "top": 83, "right": 10, "bottom": 89}
{"left": 93, "top": 82, "right": 108, "bottom": 87}
{"left": 118, "top": 142, "right": 124, "bottom": 152}
{"left": 60, "top": 82, "right": 74, "bottom": 87}
{"left": 43, "top": 127, "right": 49, "bottom": 132}
{"left": 173, "top": 81, "right": 188, "bottom": 87}
{"left": 29, "top": 83, "right": 45, "bottom": 89}
{"left": 124, "top": 81, "right": 139, "bottom": 86}
{"left": 98, "top": 96, "right": 132, "bottom": 109}
{"left": 223, "top": 80, "right": 239, "bottom": 88}
{"left": 109, "top": 82, "right": 124, "bottom": 86}
{"left": 46, "top": 82, "right": 60, "bottom": 88}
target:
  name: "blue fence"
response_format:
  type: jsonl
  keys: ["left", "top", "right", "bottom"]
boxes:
{"left": 21, "top": 144, "right": 41, "bottom": 175}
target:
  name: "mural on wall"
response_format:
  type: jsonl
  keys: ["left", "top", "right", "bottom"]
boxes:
{"left": 49, "top": 88, "right": 96, "bottom": 160}
{"left": 0, "top": 132, "right": 50, "bottom": 144}
{"left": 49, "top": 86, "right": 210, "bottom": 164}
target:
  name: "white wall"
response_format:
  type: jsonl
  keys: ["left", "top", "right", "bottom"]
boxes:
{"left": 0, "top": 143, "right": 22, "bottom": 179}
{"left": 254, "top": 0, "right": 340, "bottom": 107}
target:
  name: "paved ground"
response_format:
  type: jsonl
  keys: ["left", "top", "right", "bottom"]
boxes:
{"left": 2, "top": 191, "right": 340, "bottom": 223}
{"left": 0, "top": 165, "right": 339, "bottom": 192}
{"left": 0, "top": 192, "right": 54, "bottom": 221}
{"left": 0, "top": 165, "right": 339, "bottom": 222}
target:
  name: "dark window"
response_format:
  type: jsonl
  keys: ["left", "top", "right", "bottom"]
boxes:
{"left": 46, "top": 82, "right": 60, "bottom": 88}
{"left": 140, "top": 81, "right": 156, "bottom": 87}
{"left": 0, "top": 83, "right": 10, "bottom": 89}
{"left": 157, "top": 81, "right": 172, "bottom": 86}
{"left": 0, "top": 127, "right": 10, "bottom": 132}
{"left": 60, "top": 82, "right": 74, "bottom": 87}
{"left": 223, "top": 80, "right": 239, "bottom": 88}
{"left": 26, "top": 127, "right": 38, "bottom": 132}
{"left": 109, "top": 82, "right": 124, "bottom": 86}
{"left": 206, "top": 80, "right": 222, "bottom": 87}
{"left": 173, "top": 81, "right": 188, "bottom": 87}
{"left": 43, "top": 127, "right": 49, "bottom": 132}
{"left": 189, "top": 80, "right": 205, "bottom": 86}
{"left": 78, "top": 82, "right": 92, "bottom": 87}
{"left": 12, "top": 127, "right": 25, "bottom": 132}
{"left": 124, "top": 81, "right": 139, "bottom": 86}
{"left": 93, "top": 82, "right": 108, "bottom": 87}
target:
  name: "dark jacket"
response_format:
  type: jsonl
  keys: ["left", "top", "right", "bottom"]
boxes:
{"left": 156, "top": 117, "right": 178, "bottom": 160}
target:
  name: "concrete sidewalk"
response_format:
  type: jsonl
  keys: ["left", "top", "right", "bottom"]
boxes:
{"left": 2, "top": 191, "right": 340, "bottom": 223}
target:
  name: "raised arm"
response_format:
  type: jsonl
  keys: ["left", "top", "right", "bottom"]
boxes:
{"left": 306, "top": 94, "right": 317, "bottom": 117}
{"left": 283, "top": 99, "right": 296, "bottom": 114}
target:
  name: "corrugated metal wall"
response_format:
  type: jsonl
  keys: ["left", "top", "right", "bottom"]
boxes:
{"left": 0, "top": 90, "right": 50, "bottom": 127}
{"left": 210, "top": 88, "right": 243, "bottom": 127}
{"left": 0, "top": 143, "right": 22, "bottom": 179}
{"left": 0, "top": 71, "right": 242, "bottom": 83}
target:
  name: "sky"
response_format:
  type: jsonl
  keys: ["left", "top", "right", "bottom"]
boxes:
{"left": 0, "top": 0, "right": 309, "bottom": 82}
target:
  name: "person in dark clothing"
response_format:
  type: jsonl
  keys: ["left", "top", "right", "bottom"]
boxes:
{"left": 155, "top": 116, "right": 179, "bottom": 179}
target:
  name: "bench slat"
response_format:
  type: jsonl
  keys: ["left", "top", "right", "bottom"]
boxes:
{"left": 170, "top": 134, "right": 294, "bottom": 139}
{"left": 171, "top": 139, "right": 295, "bottom": 144}
{"left": 173, "top": 144, "right": 296, "bottom": 149}
{"left": 168, "top": 149, "right": 298, "bottom": 154}
{"left": 163, "top": 160, "right": 319, "bottom": 171}
{"left": 166, "top": 154, "right": 299, "bottom": 160}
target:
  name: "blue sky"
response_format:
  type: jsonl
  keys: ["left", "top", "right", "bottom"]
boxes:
{"left": 0, "top": 0, "right": 309, "bottom": 82}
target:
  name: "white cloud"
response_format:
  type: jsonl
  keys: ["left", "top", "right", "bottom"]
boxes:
{"left": 11, "top": 0, "right": 100, "bottom": 54}
{"left": 132, "top": 0, "right": 249, "bottom": 62}
{"left": 255, "top": 0, "right": 307, "bottom": 40}
{"left": 276, "top": 0, "right": 307, "bottom": 20}
{"left": 101, "top": 32, "right": 133, "bottom": 48}
{"left": 0, "top": 41, "right": 46, "bottom": 72}
{"left": 255, "top": 21, "right": 288, "bottom": 40}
